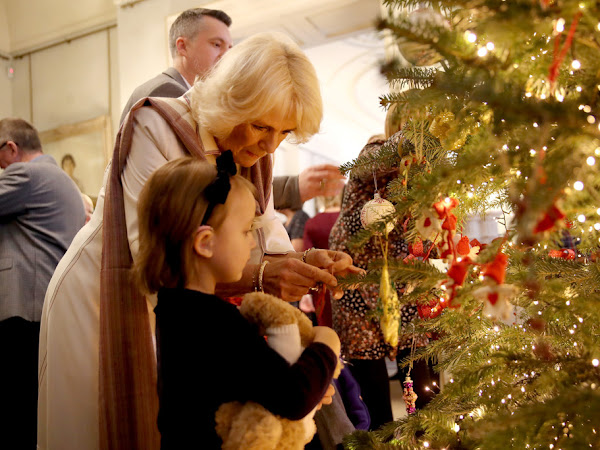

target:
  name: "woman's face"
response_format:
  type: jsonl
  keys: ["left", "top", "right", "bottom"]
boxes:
{"left": 216, "top": 110, "right": 297, "bottom": 168}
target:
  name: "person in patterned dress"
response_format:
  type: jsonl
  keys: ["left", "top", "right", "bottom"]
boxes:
{"left": 329, "top": 121, "right": 438, "bottom": 430}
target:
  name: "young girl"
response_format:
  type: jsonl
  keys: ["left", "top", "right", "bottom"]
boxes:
{"left": 133, "top": 154, "right": 341, "bottom": 449}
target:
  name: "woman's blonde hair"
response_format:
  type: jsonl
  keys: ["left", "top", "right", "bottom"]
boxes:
{"left": 132, "top": 157, "right": 256, "bottom": 294}
{"left": 189, "top": 32, "right": 323, "bottom": 144}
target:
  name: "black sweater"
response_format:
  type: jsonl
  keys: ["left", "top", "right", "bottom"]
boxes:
{"left": 155, "top": 288, "right": 338, "bottom": 449}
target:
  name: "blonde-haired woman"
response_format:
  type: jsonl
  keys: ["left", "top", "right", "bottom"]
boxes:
{"left": 191, "top": 31, "right": 322, "bottom": 144}
{"left": 38, "top": 32, "right": 360, "bottom": 450}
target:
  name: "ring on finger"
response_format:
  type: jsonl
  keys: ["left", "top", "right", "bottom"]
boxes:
{"left": 309, "top": 282, "right": 323, "bottom": 293}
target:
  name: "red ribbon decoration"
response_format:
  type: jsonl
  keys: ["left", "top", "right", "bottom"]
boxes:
{"left": 548, "top": 11, "right": 582, "bottom": 87}
{"left": 534, "top": 202, "right": 565, "bottom": 233}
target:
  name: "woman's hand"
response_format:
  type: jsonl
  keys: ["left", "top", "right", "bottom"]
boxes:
{"left": 305, "top": 249, "right": 365, "bottom": 299}
{"left": 262, "top": 251, "right": 364, "bottom": 302}
{"left": 262, "top": 255, "right": 339, "bottom": 302}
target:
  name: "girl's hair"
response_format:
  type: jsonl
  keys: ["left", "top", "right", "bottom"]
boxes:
{"left": 189, "top": 31, "right": 323, "bottom": 144}
{"left": 132, "top": 157, "right": 256, "bottom": 294}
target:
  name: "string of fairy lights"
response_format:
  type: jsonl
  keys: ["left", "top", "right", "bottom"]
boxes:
{"left": 369, "top": 2, "right": 600, "bottom": 448}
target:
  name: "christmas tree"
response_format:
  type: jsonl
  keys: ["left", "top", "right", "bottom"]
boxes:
{"left": 340, "top": 1, "right": 600, "bottom": 448}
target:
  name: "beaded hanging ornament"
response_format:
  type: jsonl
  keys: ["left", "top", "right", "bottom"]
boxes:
{"left": 402, "top": 328, "right": 418, "bottom": 414}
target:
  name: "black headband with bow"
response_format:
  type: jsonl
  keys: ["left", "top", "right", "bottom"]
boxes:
{"left": 201, "top": 150, "right": 237, "bottom": 225}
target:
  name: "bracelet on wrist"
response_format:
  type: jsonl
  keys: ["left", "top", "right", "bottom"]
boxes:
{"left": 301, "top": 247, "right": 315, "bottom": 264}
{"left": 255, "top": 260, "right": 269, "bottom": 292}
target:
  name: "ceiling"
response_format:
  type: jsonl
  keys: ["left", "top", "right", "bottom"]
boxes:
{"left": 205, "top": 0, "right": 381, "bottom": 46}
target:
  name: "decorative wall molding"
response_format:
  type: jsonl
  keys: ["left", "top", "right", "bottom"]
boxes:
{"left": 8, "top": 22, "right": 117, "bottom": 59}
{"left": 113, "top": 0, "right": 146, "bottom": 8}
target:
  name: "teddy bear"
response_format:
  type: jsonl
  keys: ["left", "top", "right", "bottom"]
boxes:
{"left": 215, "top": 291, "right": 341, "bottom": 450}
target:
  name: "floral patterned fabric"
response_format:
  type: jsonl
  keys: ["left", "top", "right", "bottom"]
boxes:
{"left": 329, "top": 133, "right": 429, "bottom": 361}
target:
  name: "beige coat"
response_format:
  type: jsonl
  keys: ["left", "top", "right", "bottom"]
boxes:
{"left": 38, "top": 102, "right": 292, "bottom": 450}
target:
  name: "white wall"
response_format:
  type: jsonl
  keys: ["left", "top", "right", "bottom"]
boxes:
{"left": 3, "top": 26, "right": 119, "bottom": 199}
{"left": 8, "top": 26, "right": 119, "bottom": 130}
{"left": 9, "top": 55, "right": 31, "bottom": 121}
{"left": 116, "top": 0, "right": 198, "bottom": 112}
{"left": 0, "top": 64, "right": 11, "bottom": 119}
{"left": 4, "top": 0, "right": 116, "bottom": 54}
{"left": 274, "top": 32, "right": 388, "bottom": 177}
{"left": 0, "top": 2, "right": 12, "bottom": 118}
{"left": 31, "top": 32, "right": 110, "bottom": 130}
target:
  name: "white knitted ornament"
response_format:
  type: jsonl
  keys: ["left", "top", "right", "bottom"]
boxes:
{"left": 360, "top": 193, "right": 396, "bottom": 234}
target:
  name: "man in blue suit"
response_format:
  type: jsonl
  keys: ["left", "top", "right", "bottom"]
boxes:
{"left": 0, "top": 118, "right": 85, "bottom": 449}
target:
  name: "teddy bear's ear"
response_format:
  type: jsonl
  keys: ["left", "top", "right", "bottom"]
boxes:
{"left": 219, "top": 402, "right": 284, "bottom": 450}
{"left": 239, "top": 292, "right": 302, "bottom": 331}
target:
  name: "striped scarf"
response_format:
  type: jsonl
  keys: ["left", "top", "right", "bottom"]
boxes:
{"left": 99, "top": 95, "right": 272, "bottom": 449}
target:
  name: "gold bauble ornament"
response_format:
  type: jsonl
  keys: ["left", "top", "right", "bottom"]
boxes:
{"left": 429, "top": 111, "right": 455, "bottom": 140}
{"left": 396, "top": 8, "right": 449, "bottom": 67}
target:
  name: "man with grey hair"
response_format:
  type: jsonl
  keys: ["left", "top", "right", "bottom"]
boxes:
{"left": 0, "top": 118, "right": 85, "bottom": 448}
{"left": 119, "top": 8, "right": 233, "bottom": 124}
